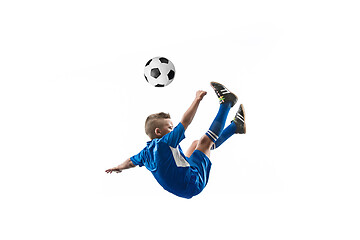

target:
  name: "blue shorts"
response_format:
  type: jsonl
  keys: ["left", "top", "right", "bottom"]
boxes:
{"left": 187, "top": 150, "right": 212, "bottom": 197}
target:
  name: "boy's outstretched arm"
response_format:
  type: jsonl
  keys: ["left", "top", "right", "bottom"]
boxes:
{"left": 105, "top": 158, "right": 136, "bottom": 174}
{"left": 181, "top": 90, "right": 207, "bottom": 130}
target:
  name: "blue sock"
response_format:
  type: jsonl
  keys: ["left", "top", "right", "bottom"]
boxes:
{"left": 205, "top": 102, "right": 231, "bottom": 142}
{"left": 211, "top": 122, "right": 237, "bottom": 149}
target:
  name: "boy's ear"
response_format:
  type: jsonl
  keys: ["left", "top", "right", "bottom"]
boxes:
{"left": 154, "top": 128, "right": 161, "bottom": 136}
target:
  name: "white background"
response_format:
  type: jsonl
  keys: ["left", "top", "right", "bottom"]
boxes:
{"left": 1, "top": 0, "right": 359, "bottom": 239}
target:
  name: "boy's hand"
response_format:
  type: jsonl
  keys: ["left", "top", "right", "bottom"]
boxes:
{"left": 105, "top": 167, "right": 122, "bottom": 174}
{"left": 196, "top": 90, "right": 207, "bottom": 101}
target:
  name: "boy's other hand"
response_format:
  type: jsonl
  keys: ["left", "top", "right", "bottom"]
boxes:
{"left": 105, "top": 167, "right": 122, "bottom": 174}
{"left": 196, "top": 90, "right": 207, "bottom": 101}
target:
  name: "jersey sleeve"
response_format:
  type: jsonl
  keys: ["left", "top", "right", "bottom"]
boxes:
{"left": 130, "top": 149, "right": 146, "bottom": 167}
{"left": 160, "top": 122, "right": 186, "bottom": 148}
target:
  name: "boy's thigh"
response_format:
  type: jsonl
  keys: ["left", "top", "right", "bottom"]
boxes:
{"left": 195, "top": 135, "right": 213, "bottom": 158}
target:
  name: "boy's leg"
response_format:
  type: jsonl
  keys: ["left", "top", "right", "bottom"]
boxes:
{"left": 211, "top": 122, "right": 237, "bottom": 150}
{"left": 196, "top": 82, "right": 238, "bottom": 158}
{"left": 211, "top": 104, "right": 246, "bottom": 150}
{"left": 205, "top": 102, "right": 232, "bottom": 143}
{"left": 195, "top": 135, "right": 213, "bottom": 158}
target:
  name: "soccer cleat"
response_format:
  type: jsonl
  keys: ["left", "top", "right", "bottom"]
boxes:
{"left": 210, "top": 81, "right": 238, "bottom": 107}
{"left": 231, "top": 104, "right": 246, "bottom": 134}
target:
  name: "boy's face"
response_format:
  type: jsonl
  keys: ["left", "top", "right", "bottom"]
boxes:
{"left": 155, "top": 119, "right": 173, "bottom": 138}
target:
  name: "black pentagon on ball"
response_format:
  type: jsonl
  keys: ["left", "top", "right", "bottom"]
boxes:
{"left": 159, "top": 57, "right": 169, "bottom": 64}
{"left": 144, "top": 74, "right": 148, "bottom": 82}
{"left": 167, "top": 70, "right": 175, "bottom": 80}
{"left": 155, "top": 84, "right": 165, "bottom": 87}
{"left": 150, "top": 68, "right": 161, "bottom": 78}
{"left": 145, "top": 59, "right": 152, "bottom": 67}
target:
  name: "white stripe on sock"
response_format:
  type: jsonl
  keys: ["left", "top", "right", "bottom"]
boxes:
{"left": 208, "top": 130, "right": 219, "bottom": 139}
{"left": 206, "top": 131, "right": 216, "bottom": 141}
{"left": 206, "top": 130, "right": 218, "bottom": 142}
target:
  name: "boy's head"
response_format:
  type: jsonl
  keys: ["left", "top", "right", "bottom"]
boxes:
{"left": 145, "top": 112, "right": 173, "bottom": 140}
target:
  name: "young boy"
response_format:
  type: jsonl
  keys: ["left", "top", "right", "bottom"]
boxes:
{"left": 105, "top": 82, "right": 246, "bottom": 199}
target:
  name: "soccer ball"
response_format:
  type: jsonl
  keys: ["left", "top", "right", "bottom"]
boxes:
{"left": 144, "top": 57, "right": 175, "bottom": 87}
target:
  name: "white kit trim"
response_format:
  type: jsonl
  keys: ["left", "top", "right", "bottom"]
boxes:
{"left": 169, "top": 146, "right": 190, "bottom": 167}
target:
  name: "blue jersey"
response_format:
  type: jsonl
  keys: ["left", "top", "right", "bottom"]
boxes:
{"left": 130, "top": 122, "right": 211, "bottom": 199}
